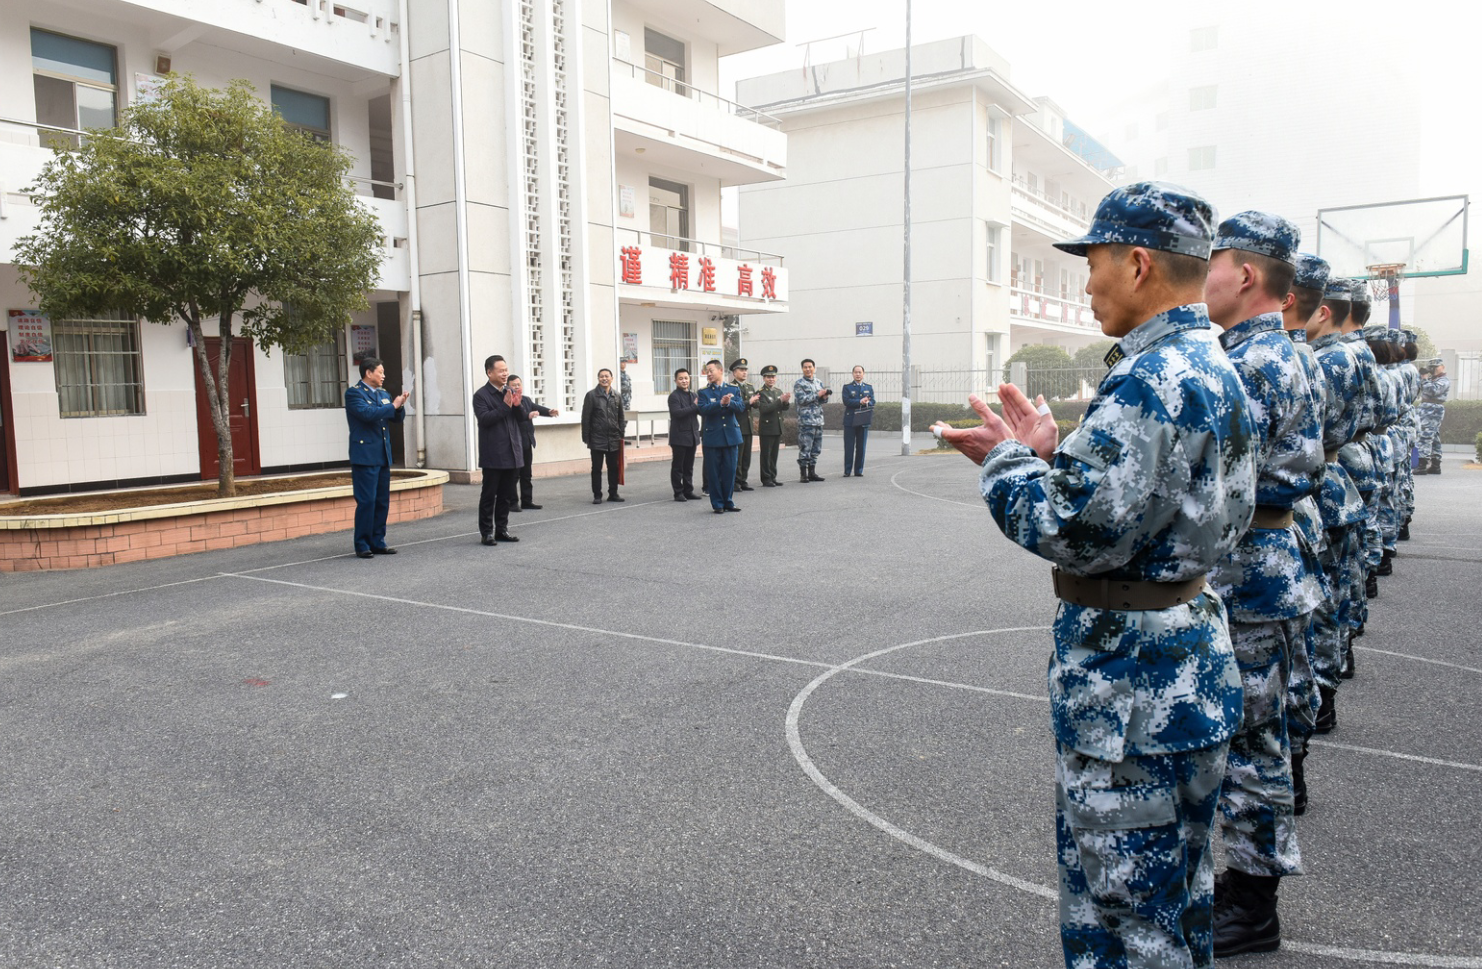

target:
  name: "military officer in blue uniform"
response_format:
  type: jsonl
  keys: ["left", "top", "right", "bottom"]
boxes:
{"left": 841, "top": 365, "right": 875, "bottom": 477}
{"left": 936, "top": 182, "right": 1256, "bottom": 969}
{"left": 345, "top": 355, "right": 408, "bottom": 558}
{"left": 1202, "top": 212, "right": 1323, "bottom": 956}
{"left": 697, "top": 359, "right": 745, "bottom": 513}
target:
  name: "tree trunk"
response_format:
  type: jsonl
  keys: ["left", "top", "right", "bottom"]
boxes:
{"left": 187, "top": 312, "right": 236, "bottom": 498}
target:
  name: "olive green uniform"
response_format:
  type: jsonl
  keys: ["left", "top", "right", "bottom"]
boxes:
{"left": 756, "top": 383, "right": 789, "bottom": 486}
{"left": 734, "top": 378, "right": 757, "bottom": 488}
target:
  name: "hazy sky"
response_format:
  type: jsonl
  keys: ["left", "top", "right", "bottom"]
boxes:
{"left": 720, "top": 0, "right": 1475, "bottom": 198}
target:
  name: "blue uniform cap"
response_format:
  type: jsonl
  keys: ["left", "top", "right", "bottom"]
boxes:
{"left": 1348, "top": 279, "right": 1371, "bottom": 306}
{"left": 1212, "top": 210, "right": 1300, "bottom": 264}
{"left": 1323, "top": 277, "right": 1352, "bottom": 300}
{"left": 1293, "top": 253, "right": 1330, "bottom": 291}
{"left": 1053, "top": 181, "right": 1216, "bottom": 259}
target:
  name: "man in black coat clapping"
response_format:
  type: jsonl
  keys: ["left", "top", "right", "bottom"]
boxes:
{"left": 472, "top": 355, "right": 524, "bottom": 545}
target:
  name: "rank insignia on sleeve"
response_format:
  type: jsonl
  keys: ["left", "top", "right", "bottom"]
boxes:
{"left": 1103, "top": 344, "right": 1125, "bottom": 368}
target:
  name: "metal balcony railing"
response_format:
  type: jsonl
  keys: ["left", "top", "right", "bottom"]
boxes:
{"left": 1010, "top": 175, "right": 1091, "bottom": 224}
{"left": 612, "top": 59, "right": 783, "bottom": 130}
{"left": 1010, "top": 285, "right": 1097, "bottom": 330}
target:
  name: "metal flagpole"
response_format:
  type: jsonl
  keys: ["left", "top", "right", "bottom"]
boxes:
{"left": 900, "top": 0, "right": 912, "bottom": 456}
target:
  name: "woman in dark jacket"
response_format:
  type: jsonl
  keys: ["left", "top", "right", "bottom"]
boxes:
{"left": 581, "top": 368, "right": 627, "bottom": 503}
{"left": 667, "top": 368, "right": 701, "bottom": 501}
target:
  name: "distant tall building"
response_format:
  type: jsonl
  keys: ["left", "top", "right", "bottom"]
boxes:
{"left": 735, "top": 36, "right": 1122, "bottom": 390}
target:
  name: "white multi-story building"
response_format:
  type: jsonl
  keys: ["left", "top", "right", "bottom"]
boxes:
{"left": 0, "top": 0, "right": 788, "bottom": 496}
{"left": 733, "top": 37, "right": 1120, "bottom": 385}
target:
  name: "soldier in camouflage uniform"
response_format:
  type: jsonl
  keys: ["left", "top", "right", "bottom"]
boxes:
{"left": 755, "top": 365, "right": 791, "bottom": 487}
{"left": 1368, "top": 327, "right": 1413, "bottom": 575}
{"left": 1341, "top": 283, "right": 1391, "bottom": 607}
{"left": 937, "top": 183, "right": 1256, "bottom": 969}
{"left": 793, "top": 359, "right": 832, "bottom": 482}
{"left": 1307, "top": 280, "right": 1372, "bottom": 727}
{"left": 1395, "top": 333, "right": 1422, "bottom": 532}
{"left": 1416, "top": 359, "right": 1450, "bottom": 474}
{"left": 730, "top": 360, "right": 759, "bottom": 492}
{"left": 1202, "top": 213, "right": 1323, "bottom": 955}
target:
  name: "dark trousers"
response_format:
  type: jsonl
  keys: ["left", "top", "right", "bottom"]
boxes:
{"left": 519, "top": 443, "right": 536, "bottom": 505}
{"left": 590, "top": 448, "right": 620, "bottom": 496}
{"left": 843, "top": 425, "right": 869, "bottom": 474}
{"left": 351, "top": 463, "right": 391, "bottom": 552}
{"left": 704, "top": 444, "right": 739, "bottom": 510}
{"left": 671, "top": 444, "right": 697, "bottom": 496}
{"left": 735, "top": 429, "right": 753, "bottom": 485}
{"left": 759, "top": 434, "right": 781, "bottom": 484}
{"left": 478, "top": 467, "right": 518, "bottom": 537}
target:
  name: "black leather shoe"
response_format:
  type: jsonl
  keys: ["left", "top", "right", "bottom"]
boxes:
{"left": 607, "top": 494, "right": 625, "bottom": 502}
{"left": 724, "top": 505, "right": 741, "bottom": 512}
{"left": 592, "top": 496, "right": 603, "bottom": 504}
{"left": 854, "top": 472, "right": 864, "bottom": 478}
{"left": 762, "top": 481, "right": 776, "bottom": 487}
{"left": 481, "top": 536, "right": 497, "bottom": 546}
{"left": 738, "top": 483, "right": 754, "bottom": 491}
{"left": 843, "top": 472, "right": 852, "bottom": 477}
{"left": 371, "top": 547, "right": 397, "bottom": 555}
{"left": 495, "top": 532, "right": 519, "bottom": 543}
{"left": 510, "top": 505, "right": 522, "bottom": 513}
{"left": 683, "top": 492, "right": 701, "bottom": 501}
{"left": 675, "top": 495, "right": 687, "bottom": 502}
{"left": 356, "top": 550, "right": 375, "bottom": 559}
{"left": 713, "top": 508, "right": 724, "bottom": 515}
{"left": 1212, "top": 870, "right": 1282, "bottom": 957}
{"left": 522, "top": 502, "right": 542, "bottom": 510}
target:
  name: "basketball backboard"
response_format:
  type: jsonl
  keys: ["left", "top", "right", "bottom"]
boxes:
{"left": 1315, "top": 194, "right": 1469, "bottom": 279}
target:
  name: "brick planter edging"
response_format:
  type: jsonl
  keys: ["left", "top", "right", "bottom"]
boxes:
{"left": 0, "top": 470, "right": 449, "bottom": 572}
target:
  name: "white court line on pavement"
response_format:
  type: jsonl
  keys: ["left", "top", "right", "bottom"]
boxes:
{"left": 0, "top": 574, "right": 221, "bottom": 618}
{"left": 888, "top": 467, "right": 985, "bottom": 509}
{"left": 1353, "top": 645, "right": 1482, "bottom": 676}
{"left": 1308, "top": 739, "right": 1482, "bottom": 774}
{"left": 791, "top": 636, "right": 1482, "bottom": 969}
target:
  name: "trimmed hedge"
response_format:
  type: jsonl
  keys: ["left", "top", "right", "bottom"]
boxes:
{"left": 1441, "top": 400, "right": 1482, "bottom": 444}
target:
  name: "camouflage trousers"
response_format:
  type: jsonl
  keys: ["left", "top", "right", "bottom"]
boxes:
{"left": 1360, "top": 488, "right": 1383, "bottom": 572}
{"left": 1417, "top": 403, "right": 1445, "bottom": 460}
{"left": 1313, "top": 526, "right": 1360, "bottom": 688}
{"left": 1286, "top": 612, "right": 1320, "bottom": 740}
{"left": 1218, "top": 616, "right": 1305, "bottom": 877}
{"left": 1057, "top": 743, "right": 1227, "bottom": 969}
{"left": 796, "top": 424, "right": 823, "bottom": 466}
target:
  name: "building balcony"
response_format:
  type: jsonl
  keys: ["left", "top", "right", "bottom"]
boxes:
{"left": 0, "top": 127, "right": 409, "bottom": 294}
{"left": 1009, "top": 178, "right": 1091, "bottom": 242}
{"left": 615, "top": 229, "right": 787, "bottom": 314}
{"left": 1009, "top": 285, "right": 1100, "bottom": 335}
{"left": 615, "top": 0, "right": 783, "bottom": 56}
{"left": 612, "top": 60, "right": 786, "bottom": 187}
{"left": 39, "top": 0, "right": 400, "bottom": 79}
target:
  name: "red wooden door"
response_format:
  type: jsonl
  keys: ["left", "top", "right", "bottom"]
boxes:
{"left": 194, "top": 337, "right": 261, "bottom": 480}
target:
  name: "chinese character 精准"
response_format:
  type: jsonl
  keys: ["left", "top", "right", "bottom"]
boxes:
{"left": 669, "top": 252, "right": 690, "bottom": 290}
{"left": 698, "top": 257, "right": 716, "bottom": 292}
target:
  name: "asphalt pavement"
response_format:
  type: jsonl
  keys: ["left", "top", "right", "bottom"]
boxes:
{"left": 2, "top": 443, "right": 1478, "bottom": 968}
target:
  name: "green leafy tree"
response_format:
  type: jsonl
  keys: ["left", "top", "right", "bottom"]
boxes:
{"left": 1073, "top": 339, "right": 1117, "bottom": 371}
{"left": 16, "top": 75, "right": 383, "bottom": 497}
{"left": 1407, "top": 324, "right": 1437, "bottom": 361}
{"left": 1002, "top": 343, "right": 1077, "bottom": 400}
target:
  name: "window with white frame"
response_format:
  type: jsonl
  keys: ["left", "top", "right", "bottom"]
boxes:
{"left": 271, "top": 84, "right": 331, "bottom": 142}
{"left": 1189, "top": 145, "right": 1217, "bottom": 171}
{"left": 284, "top": 330, "right": 348, "bottom": 408}
{"left": 644, "top": 28, "right": 687, "bottom": 97}
{"left": 52, "top": 311, "right": 144, "bottom": 418}
{"left": 31, "top": 28, "right": 117, "bottom": 150}
{"left": 651, "top": 320, "right": 696, "bottom": 394}
{"left": 985, "top": 115, "right": 1002, "bottom": 172}
{"left": 1189, "top": 85, "right": 1217, "bottom": 111}
{"left": 985, "top": 225, "right": 1001, "bottom": 283}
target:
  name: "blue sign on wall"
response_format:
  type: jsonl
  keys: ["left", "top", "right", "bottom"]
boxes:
{"left": 855, "top": 321, "right": 873, "bottom": 336}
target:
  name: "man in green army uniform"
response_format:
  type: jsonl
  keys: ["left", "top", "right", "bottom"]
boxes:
{"left": 756, "top": 365, "right": 791, "bottom": 487}
{"left": 730, "top": 359, "right": 760, "bottom": 492}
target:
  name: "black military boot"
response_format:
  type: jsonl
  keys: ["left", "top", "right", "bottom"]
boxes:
{"left": 1398, "top": 519, "right": 1411, "bottom": 541}
{"left": 1314, "top": 685, "right": 1337, "bottom": 734}
{"left": 1377, "top": 549, "right": 1394, "bottom": 576}
{"left": 800, "top": 465, "right": 811, "bottom": 484}
{"left": 1432, "top": 456, "right": 1443, "bottom": 475}
{"left": 1212, "top": 869, "right": 1282, "bottom": 957}
{"left": 1291, "top": 745, "right": 1308, "bottom": 816}
{"left": 1365, "top": 571, "right": 1379, "bottom": 599}
{"left": 807, "top": 464, "right": 826, "bottom": 482}
{"left": 1341, "top": 646, "right": 1356, "bottom": 680}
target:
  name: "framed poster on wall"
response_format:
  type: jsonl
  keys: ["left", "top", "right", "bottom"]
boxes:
{"left": 8, "top": 310, "right": 52, "bottom": 362}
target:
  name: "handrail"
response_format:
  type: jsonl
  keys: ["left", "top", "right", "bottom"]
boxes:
{"left": 1009, "top": 174, "right": 1090, "bottom": 224}
{"left": 615, "top": 227, "right": 784, "bottom": 266}
{"left": 612, "top": 59, "right": 783, "bottom": 129}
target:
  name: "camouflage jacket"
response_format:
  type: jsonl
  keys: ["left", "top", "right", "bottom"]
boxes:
{"left": 1208, "top": 314, "right": 1323, "bottom": 621}
{"left": 1293, "top": 332, "right": 1364, "bottom": 530}
{"left": 980, "top": 303, "right": 1254, "bottom": 761}
{"left": 793, "top": 376, "right": 827, "bottom": 427}
{"left": 1312, "top": 332, "right": 1380, "bottom": 493}
{"left": 1420, "top": 373, "right": 1450, "bottom": 405}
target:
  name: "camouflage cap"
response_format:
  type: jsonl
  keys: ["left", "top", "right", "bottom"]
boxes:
{"left": 1348, "top": 280, "right": 1372, "bottom": 306}
{"left": 1293, "top": 253, "right": 1330, "bottom": 291}
{"left": 759, "top": 365, "right": 779, "bottom": 376}
{"left": 1399, "top": 329, "right": 1417, "bottom": 349}
{"left": 1212, "top": 210, "right": 1300, "bottom": 264}
{"left": 1361, "top": 324, "right": 1396, "bottom": 344}
{"left": 1423, "top": 357, "right": 1444, "bottom": 368}
{"left": 1323, "top": 277, "right": 1353, "bottom": 300}
{"left": 1053, "top": 181, "right": 1216, "bottom": 259}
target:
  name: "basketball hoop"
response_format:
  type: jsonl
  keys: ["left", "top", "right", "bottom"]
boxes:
{"left": 1366, "top": 263, "right": 1406, "bottom": 303}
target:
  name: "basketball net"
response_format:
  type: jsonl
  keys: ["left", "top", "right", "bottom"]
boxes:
{"left": 1367, "top": 263, "right": 1406, "bottom": 304}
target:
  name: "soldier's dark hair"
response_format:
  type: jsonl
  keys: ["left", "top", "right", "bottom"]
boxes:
{"left": 1321, "top": 299, "right": 1351, "bottom": 328}
{"left": 1351, "top": 302, "right": 1372, "bottom": 326}
{"left": 674, "top": 368, "right": 689, "bottom": 379}
{"left": 357, "top": 355, "right": 383, "bottom": 377}
{"left": 1405, "top": 343, "right": 1419, "bottom": 361}
{"left": 801, "top": 357, "right": 815, "bottom": 367}
{"left": 1241, "top": 251, "right": 1297, "bottom": 301}
{"left": 1365, "top": 340, "right": 1392, "bottom": 364}
{"left": 705, "top": 359, "right": 723, "bottom": 370}
{"left": 485, "top": 354, "right": 505, "bottom": 372}
{"left": 1291, "top": 285, "right": 1324, "bottom": 322}
{"left": 1106, "top": 244, "right": 1208, "bottom": 287}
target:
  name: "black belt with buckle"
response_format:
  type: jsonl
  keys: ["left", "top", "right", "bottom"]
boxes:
{"left": 1051, "top": 568, "right": 1208, "bottom": 611}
